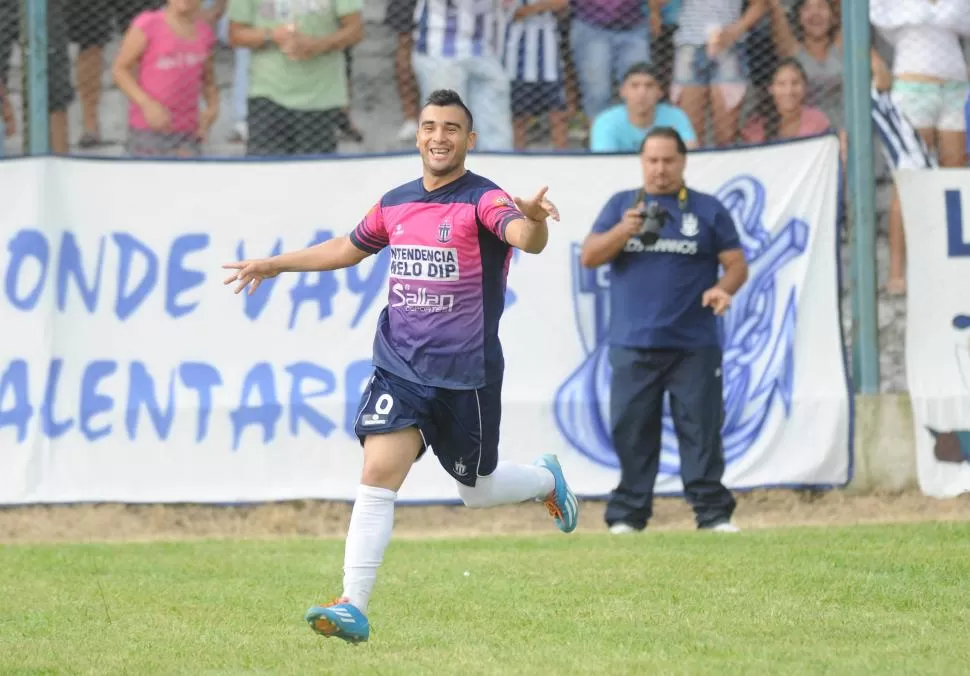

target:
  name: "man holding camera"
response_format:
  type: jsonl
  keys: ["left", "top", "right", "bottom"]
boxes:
{"left": 580, "top": 126, "right": 748, "bottom": 534}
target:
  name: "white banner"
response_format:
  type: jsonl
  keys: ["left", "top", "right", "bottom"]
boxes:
{"left": 0, "top": 136, "right": 850, "bottom": 504}
{"left": 898, "top": 170, "right": 970, "bottom": 498}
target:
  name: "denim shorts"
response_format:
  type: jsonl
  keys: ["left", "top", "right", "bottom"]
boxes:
{"left": 672, "top": 43, "right": 747, "bottom": 87}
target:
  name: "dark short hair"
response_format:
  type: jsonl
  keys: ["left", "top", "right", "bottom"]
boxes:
{"left": 421, "top": 89, "right": 474, "bottom": 131}
{"left": 622, "top": 62, "right": 660, "bottom": 84}
{"left": 639, "top": 127, "right": 688, "bottom": 155}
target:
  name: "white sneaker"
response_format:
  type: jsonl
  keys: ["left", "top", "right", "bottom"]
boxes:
{"left": 396, "top": 119, "right": 418, "bottom": 142}
{"left": 609, "top": 522, "right": 639, "bottom": 535}
{"left": 708, "top": 522, "right": 741, "bottom": 533}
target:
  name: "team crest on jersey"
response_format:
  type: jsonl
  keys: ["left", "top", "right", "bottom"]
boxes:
{"left": 437, "top": 221, "right": 452, "bottom": 243}
{"left": 680, "top": 213, "right": 699, "bottom": 238}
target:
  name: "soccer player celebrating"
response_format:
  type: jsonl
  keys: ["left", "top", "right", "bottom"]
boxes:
{"left": 223, "top": 89, "right": 579, "bottom": 644}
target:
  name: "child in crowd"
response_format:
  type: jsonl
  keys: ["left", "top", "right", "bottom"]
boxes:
{"left": 112, "top": 0, "right": 219, "bottom": 157}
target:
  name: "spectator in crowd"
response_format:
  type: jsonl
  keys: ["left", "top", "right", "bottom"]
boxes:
{"left": 66, "top": 0, "right": 163, "bottom": 148}
{"left": 228, "top": 0, "right": 364, "bottom": 156}
{"left": 570, "top": 0, "right": 651, "bottom": 122}
{"left": 668, "top": 0, "right": 766, "bottom": 146}
{"left": 410, "top": 0, "right": 512, "bottom": 151}
{"left": 871, "top": 0, "right": 970, "bottom": 168}
{"left": 503, "top": 0, "right": 570, "bottom": 150}
{"left": 590, "top": 62, "right": 697, "bottom": 152}
{"left": 386, "top": 0, "right": 420, "bottom": 143}
{"left": 740, "top": 57, "right": 830, "bottom": 142}
{"left": 0, "top": 0, "right": 73, "bottom": 153}
{"left": 112, "top": 0, "right": 218, "bottom": 157}
{"left": 766, "top": 0, "right": 920, "bottom": 295}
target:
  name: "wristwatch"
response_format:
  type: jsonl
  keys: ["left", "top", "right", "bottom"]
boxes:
{"left": 262, "top": 27, "right": 272, "bottom": 47}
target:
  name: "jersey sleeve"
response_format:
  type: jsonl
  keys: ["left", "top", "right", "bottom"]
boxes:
{"left": 591, "top": 192, "right": 627, "bottom": 234}
{"left": 349, "top": 201, "right": 389, "bottom": 254}
{"left": 712, "top": 203, "right": 742, "bottom": 253}
{"left": 477, "top": 188, "right": 525, "bottom": 242}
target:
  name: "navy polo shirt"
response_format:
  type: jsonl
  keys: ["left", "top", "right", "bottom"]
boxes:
{"left": 590, "top": 187, "right": 742, "bottom": 350}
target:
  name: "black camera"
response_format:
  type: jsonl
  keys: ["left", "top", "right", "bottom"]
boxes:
{"left": 635, "top": 201, "right": 669, "bottom": 246}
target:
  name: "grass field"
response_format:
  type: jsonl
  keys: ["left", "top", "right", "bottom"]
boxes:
{"left": 3, "top": 521, "right": 970, "bottom": 675}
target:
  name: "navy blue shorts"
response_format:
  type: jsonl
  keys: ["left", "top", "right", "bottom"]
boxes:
{"left": 511, "top": 81, "right": 566, "bottom": 116}
{"left": 353, "top": 367, "right": 501, "bottom": 487}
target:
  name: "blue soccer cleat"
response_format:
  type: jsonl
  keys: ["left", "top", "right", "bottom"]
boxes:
{"left": 305, "top": 598, "right": 370, "bottom": 644}
{"left": 535, "top": 454, "right": 579, "bottom": 533}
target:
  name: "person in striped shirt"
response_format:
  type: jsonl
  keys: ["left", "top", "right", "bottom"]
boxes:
{"left": 411, "top": 0, "right": 513, "bottom": 151}
{"left": 503, "top": 0, "right": 569, "bottom": 149}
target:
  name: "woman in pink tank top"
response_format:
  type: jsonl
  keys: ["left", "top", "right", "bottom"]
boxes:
{"left": 111, "top": 0, "right": 218, "bottom": 157}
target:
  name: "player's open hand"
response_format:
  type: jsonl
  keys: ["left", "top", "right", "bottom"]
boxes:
{"left": 223, "top": 258, "right": 280, "bottom": 295}
{"left": 702, "top": 286, "right": 732, "bottom": 316}
{"left": 514, "top": 186, "right": 560, "bottom": 223}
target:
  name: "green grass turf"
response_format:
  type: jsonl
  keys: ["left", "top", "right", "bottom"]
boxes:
{"left": 2, "top": 522, "right": 969, "bottom": 675}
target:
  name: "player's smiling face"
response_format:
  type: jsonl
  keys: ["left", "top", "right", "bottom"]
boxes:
{"left": 417, "top": 105, "right": 477, "bottom": 177}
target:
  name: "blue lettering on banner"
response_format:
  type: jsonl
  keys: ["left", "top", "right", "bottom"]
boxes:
{"left": 0, "top": 227, "right": 522, "bottom": 451}
{"left": 0, "top": 358, "right": 382, "bottom": 448}
{"left": 944, "top": 190, "right": 970, "bottom": 257}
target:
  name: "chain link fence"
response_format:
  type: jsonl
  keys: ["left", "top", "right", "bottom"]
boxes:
{"left": 0, "top": 0, "right": 967, "bottom": 163}
{"left": 0, "top": 0, "right": 858, "bottom": 158}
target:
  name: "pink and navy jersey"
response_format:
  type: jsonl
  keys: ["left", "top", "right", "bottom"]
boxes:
{"left": 349, "top": 171, "right": 525, "bottom": 390}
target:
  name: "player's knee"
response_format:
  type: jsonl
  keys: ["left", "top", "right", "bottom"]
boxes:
{"left": 456, "top": 478, "right": 492, "bottom": 509}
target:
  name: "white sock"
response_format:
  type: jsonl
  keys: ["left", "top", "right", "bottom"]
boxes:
{"left": 457, "top": 462, "right": 556, "bottom": 509}
{"left": 341, "top": 484, "right": 396, "bottom": 614}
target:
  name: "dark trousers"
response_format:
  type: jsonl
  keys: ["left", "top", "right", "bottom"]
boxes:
{"left": 604, "top": 346, "right": 736, "bottom": 529}
{"left": 246, "top": 98, "right": 340, "bottom": 157}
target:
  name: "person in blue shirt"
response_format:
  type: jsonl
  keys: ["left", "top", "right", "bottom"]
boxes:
{"left": 580, "top": 126, "right": 748, "bottom": 534}
{"left": 590, "top": 62, "right": 698, "bottom": 152}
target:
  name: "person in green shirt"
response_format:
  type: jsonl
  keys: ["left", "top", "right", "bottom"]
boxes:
{"left": 228, "top": 0, "right": 364, "bottom": 156}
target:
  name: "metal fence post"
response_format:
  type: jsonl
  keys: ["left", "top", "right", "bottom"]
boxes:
{"left": 842, "top": 0, "right": 880, "bottom": 393}
{"left": 25, "top": 0, "right": 49, "bottom": 155}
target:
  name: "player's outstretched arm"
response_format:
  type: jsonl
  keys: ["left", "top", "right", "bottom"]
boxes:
{"left": 223, "top": 235, "right": 369, "bottom": 295}
{"left": 505, "top": 186, "right": 560, "bottom": 254}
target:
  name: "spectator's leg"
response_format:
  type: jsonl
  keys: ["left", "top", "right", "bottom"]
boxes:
{"left": 558, "top": 14, "right": 580, "bottom": 116}
{"left": 671, "top": 45, "right": 708, "bottom": 146}
{"left": 886, "top": 184, "right": 906, "bottom": 296}
{"left": 666, "top": 348, "right": 736, "bottom": 529}
{"left": 293, "top": 108, "right": 340, "bottom": 156}
{"left": 387, "top": 0, "right": 420, "bottom": 140}
{"left": 511, "top": 81, "right": 530, "bottom": 150}
{"left": 548, "top": 84, "right": 569, "bottom": 149}
{"left": 395, "top": 33, "right": 420, "bottom": 140}
{"left": 710, "top": 45, "right": 747, "bottom": 146}
{"left": 569, "top": 18, "right": 612, "bottom": 120}
{"left": 611, "top": 22, "right": 650, "bottom": 97}
{"left": 67, "top": 0, "right": 113, "bottom": 147}
{"left": 603, "top": 347, "right": 665, "bottom": 531}
{"left": 464, "top": 56, "right": 513, "bottom": 151}
{"left": 47, "top": 0, "right": 73, "bottom": 153}
{"left": 655, "top": 24, "right": 677, "bottom": 99}
{"left": 935, "top": 83, "right": 969, "bottom": 168}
